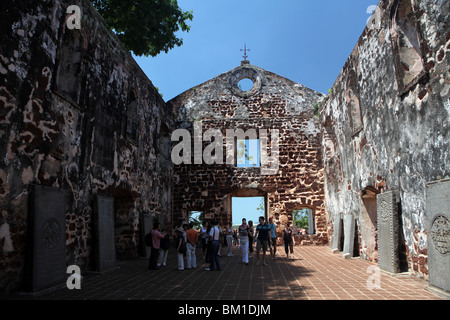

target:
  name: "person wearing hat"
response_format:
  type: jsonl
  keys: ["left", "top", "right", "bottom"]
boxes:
{"left": 268, "top": 217, "right": 277, "bottom": 260}
{"left": 175, "top": 227, "right": 186, "bottom": 271}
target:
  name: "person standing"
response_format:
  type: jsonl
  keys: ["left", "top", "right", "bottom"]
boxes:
{"left": 205, "top": 220, "right": 221, "bottom": 271}
{"left": 186, "top": 222, "right": 198, "bottom": 269}
{"left": 226, "top": 222, "right": 233, "bottom": 257}
{"left": 248, "top": 220, "right": 255, "bottom": 258}
{"left": 200, "top": 221, "right": 209, "bottom": 260}
{"left": 157, "top": 226, "right": 170, "bottom": 267}
{"left": 239, "top": 218, "right": 250, "bottom": 265}
{"left": 283, "top": 222, "right": 295, "bottom": 260}
{"left": 149, "top": 222, "right": 165, "bottom": 270}
{"left": 255, "top": 216, "right": 271, "bottom": 266}
{"left": 175, "top": 227, "right": 185, "bottom": 271}
{"left": 268, "top": 217, "right": 277, "bottom": 260}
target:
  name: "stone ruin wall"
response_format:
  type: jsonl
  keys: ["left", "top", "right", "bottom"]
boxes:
{"left": 0, "top": 0, "right": 172, "bottom": 293}
{"left": 167, "top": 64, "right": 328, "bottom": 245}
{"left": 321, "top": 0, "right": 449, "bottom": 278}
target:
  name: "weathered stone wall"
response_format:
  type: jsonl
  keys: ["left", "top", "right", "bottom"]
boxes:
{"left": 321, "top": 0, "right": 449, "bottom": 278}
{"left": 167, "top": 63, "right": 327, "bottom": 245}
{"left": 0, "top": 0, "right": 172, "bottom": 293}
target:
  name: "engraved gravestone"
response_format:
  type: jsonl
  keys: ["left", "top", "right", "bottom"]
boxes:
{"left": 426, "top": 179, "right": 450, "bottom": 293}
{"left": 343, "top": 214, "right": 355, "bottom": 259}
{"left": 377, "top": 191, "right": 400, "bottom": 273}
{"left": 29, "top": 185, "right": 69, "bottom": 291}
{"left": 140, "top": 213, "right": 153, "bottom": 257}
{"left": 95, "top": 195, "right": 116, "bottom": 272}
{"left": 331, "top": 214, "right": 344, "bottom": 253}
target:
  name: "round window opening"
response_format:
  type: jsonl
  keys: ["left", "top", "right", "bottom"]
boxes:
{"left": 238, "top": 78, "right": 254, "bottom": 92}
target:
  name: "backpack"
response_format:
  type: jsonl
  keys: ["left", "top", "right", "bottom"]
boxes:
{"left": 160, "top": 234, "right": 170, "bottom": 250}
{"left": 284, "top": 228, "right": 292, "bottom": 241}
{"left": 178, "top": 236, "right": 187, "bottom": 254}
{"left": 145, "top": 231, "right": 153, "bottom": 247}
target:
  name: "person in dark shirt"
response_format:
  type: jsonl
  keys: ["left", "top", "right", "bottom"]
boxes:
{"left": 255, "top": 216, "right": 271, "bottom": 266}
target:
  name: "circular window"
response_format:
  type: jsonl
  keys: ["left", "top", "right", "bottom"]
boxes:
{"left": 238, "top": 78, "right": 255, "bottom": 92}
{"left": 230, "top": 67, "right": 262, "bottom": 98}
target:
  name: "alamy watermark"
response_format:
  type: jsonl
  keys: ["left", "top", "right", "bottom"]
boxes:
{"left": 66, "top": 265, "right": 82, "bottom": 290}
{"left": 66, "top": 5, "right": 81, "bottom": 30}
{"left": 366, "top": 265, "right": 381, "bottom": 290}
{"left": 366, "top": 4, "right": 381, "bottom": 31}
{"left": 171, "top": 121, "right": 280, "bottom": 175}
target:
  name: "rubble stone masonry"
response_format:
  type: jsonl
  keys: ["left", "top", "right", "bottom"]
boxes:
{"left": 0, "top": 0, "right": 173, "bottom": 293}
{"left": 321, "top": 0, "right": 449, "bottom": 279}
{"left": 167, "top": 63, "right": 327, "bottom": 245}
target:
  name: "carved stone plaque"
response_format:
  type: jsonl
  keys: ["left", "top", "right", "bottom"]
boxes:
{"left": 29, "top": 185, "right": 69, "bottom": 292}
{"left": 377, "top": 191, "right": 400, "bottom": 273}
{"left": 94, "top": 195, "right": 116, "bottom": 272}
{"left": 139, "top": 213, "right": 153, "bottom": 257}
{"left": 426, "top": 179, "right": 450, "bottom": 293}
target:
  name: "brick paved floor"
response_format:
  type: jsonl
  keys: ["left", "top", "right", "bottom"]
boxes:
{"left": 13, "top": 245, "right": 445, "bottom": 300}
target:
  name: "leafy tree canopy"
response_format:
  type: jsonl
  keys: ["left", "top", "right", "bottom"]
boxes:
{"left": 92, "top": 0, "right": 193, "bottom": 57}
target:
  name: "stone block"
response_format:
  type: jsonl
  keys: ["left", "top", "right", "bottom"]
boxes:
{"left": 331, "top": 214, "right": 343, "bottom": 252}
{"left": 426, "top": 179, "right": 450, "bottom": 293}
{"left": 28, "top": 185, "right": 69, "bottom": 292}
{"left": 94, "top": 195, "right": 116, "bottom": 272}
{"left": 377, "top": 191, "right": 400, "bottom": 273}
{"left": 343, "top": 214, "right": 355, "bottom": 259}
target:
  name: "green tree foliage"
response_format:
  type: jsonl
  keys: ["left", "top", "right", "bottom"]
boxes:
{"left": 293, "top": 209, "right": 309, "bottom": 232}
{"left": 91, "top": 0, "right": 193, "bottom": 57}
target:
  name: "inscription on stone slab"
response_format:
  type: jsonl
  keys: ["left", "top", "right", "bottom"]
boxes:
{"left": 377, "top": 191, "right": 400, "bottom": 273}
{"left": 426, "top": 179, "right": 450, "bottom": 293}
{"left": 95, "top": 195, "right": 116, "bottom": 272}
{"left": 30, "top": 185, "right": 69, "bottom": 292}
{"left": 140, "top": 213, "right": 153, "bottom": 257}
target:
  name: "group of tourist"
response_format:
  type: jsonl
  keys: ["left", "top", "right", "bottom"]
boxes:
{"left": 147, "top": 216, "right": 296, "bottom": 272}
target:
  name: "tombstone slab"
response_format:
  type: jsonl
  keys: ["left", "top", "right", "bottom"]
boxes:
{"left": 377, "top": 191, "right": 400, "bottom": 273}
{"left": 343, "top": 214, "right": 355, "bottom": 259}
{"left": 140, "top": 213, "right": 153, "bottom": 257}
{"left": 28, "top": 185, "right": 69, "bottom": 292}
{"left": 94, "top": 195, "right": 117, "bottom": 272}
{"left": 331, "top": 214, "right": 343, "bottom": 253}
{"left": 426, "top": 179, "right": 450, "bottom": 293}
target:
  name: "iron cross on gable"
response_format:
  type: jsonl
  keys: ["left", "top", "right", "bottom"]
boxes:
{"left": 240, "top": 44, "right": 251, "bottom": 61}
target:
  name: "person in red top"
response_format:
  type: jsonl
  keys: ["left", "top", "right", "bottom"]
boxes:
{"left": 149, "top": 222, "right": 164, "bottom": 270}
{"left": 186, "top": 222, "right": 198, "bottom": 269}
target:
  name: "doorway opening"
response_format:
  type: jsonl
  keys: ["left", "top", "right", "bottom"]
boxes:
{"left": 292, "top": 208, "right": 315, "bottom": 234}
{"left": 189, "top": 210, "right": 203, "bottom": 230}
{"left": 231, "top": 196, "right": 265, "bottom": 228}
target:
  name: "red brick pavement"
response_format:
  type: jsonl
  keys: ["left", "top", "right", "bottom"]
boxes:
{"left": 12, "top": 245, "right": 445, "bottom": 300}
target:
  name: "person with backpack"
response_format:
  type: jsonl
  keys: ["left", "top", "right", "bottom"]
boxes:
{"left": 148, "top": 222, "right": 165, "bottom": 270}
{"left": 157, "top": 227, "right": 170, "bottom": 267}
{"left": 283, "top": 222, "right": 295, "bottom": 260}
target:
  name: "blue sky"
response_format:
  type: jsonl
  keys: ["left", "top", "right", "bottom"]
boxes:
{"left": 232, "top": 197, "right": 264, "bottom": 226}
{"left": 133, "top": 1, "right": 379, "bottom": 225}
{"left": 134, "top": 0, "right": 379, "bottom": 101}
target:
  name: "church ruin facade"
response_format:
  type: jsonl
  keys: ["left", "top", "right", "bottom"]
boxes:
{"left": 0, "top": 0, "right": 448, "bottom": 295}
